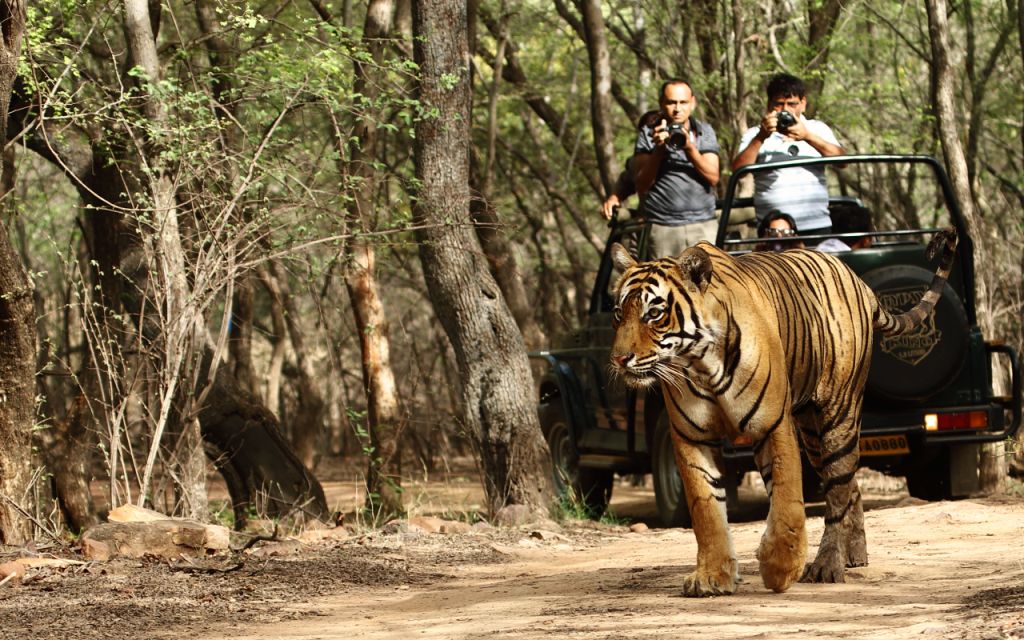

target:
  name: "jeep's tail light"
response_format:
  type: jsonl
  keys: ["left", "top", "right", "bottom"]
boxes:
{"left": 923, "top": 411, "right": 988, "bottom": 431}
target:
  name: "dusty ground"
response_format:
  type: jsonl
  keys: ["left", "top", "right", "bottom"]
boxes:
{"left": 4, "top": 467, "right": 1024, "bottom": 640}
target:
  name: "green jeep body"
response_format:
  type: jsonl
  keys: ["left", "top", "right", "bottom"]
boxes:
{"left": 532, "top": 155, "right": 1021, "bottom": 526}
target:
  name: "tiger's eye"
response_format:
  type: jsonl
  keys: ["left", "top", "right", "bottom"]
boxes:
{"left": 646, "top": 308, "right": 664, "bottom": 322}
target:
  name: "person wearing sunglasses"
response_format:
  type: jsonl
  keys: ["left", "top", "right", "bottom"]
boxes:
{"left": 755, "top": 211, "right": 805, "bottom": 252}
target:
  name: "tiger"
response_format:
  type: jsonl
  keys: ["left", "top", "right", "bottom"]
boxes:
{"left": 609, "top": 228, "right": 957, "bottom": 596}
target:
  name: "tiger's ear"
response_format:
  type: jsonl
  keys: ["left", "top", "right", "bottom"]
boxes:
{"left": 610, "top": 243, "right": 637, "bottom": 273}
{"left": 676, "top": 247, "right": 713, "bottom": 293}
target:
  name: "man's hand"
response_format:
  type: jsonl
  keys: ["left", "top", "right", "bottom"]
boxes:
{"left": 780, "top": 117, "right": 808, "bottom": 141}
{"left": 759, "top": 111, "right": 778, "bottom": 139}
{"left": 651, "top": 118, "right": 670, "bottom": 146}
{"left": 602, "top": 194, "right": 621, "bottom": 220}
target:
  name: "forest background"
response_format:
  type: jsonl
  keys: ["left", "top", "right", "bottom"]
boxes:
{"left": 0, "top": 0, "right": 1020, "bottom": 543}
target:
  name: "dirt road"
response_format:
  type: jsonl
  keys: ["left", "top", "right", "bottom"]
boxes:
{"left": 187, "top": 490, "right": 1024, "bottom": 640}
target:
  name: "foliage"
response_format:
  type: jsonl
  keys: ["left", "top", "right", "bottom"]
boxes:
{"left": 7, "top": 0, "right": 1022, "bottom": 526}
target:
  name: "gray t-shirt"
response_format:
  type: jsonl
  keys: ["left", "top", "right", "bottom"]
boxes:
{"left": 634, "top": 117, "right": 719, "bottom": 226}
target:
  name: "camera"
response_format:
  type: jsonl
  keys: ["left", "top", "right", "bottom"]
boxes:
{"left": 776, "top": 110, "right": 797, "bottom": 133}
{"left": 665, "top": 122, "right": 686, "bottom": 147}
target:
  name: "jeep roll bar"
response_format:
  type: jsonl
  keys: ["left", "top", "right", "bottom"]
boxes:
{"left": 716, "top": 155, "right": 977, "bottom": 325}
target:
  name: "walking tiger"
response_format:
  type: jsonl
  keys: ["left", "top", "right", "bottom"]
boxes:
{"left": 609, "top": 228, "right": 957, "bottom": 596}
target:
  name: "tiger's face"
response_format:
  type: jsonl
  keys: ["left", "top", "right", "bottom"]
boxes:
{"left": 608, "top": 243, "right": 718, "bottom": 389}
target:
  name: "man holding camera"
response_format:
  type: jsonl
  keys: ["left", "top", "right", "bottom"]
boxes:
{"left": 610, "top": 79, "right": 719, "bottom": 257}
{"left": 732, "top": 73, "right": 843, "bottom": 239}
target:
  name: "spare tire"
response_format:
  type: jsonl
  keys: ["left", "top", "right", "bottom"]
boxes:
{"left": 861, "top": 265, "right": 969, "bottom": 403}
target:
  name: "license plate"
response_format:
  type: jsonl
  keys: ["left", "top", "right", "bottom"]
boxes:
{"left": 860, "top": 434, "right": 910, "bottom": 456}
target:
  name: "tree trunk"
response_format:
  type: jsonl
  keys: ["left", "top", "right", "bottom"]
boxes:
{"left": 0, "top": 0, "right": 30, "bottom": 544}
{"left": 467, "top": 15, "right": 547, "bottom": 351}
{"left": 195, "top": 0, "right": 257, "bottom": 396}
{"left": 318, "top": 0, "right": 406, "bottom": 517}
{"left": 199, "top": 365, "right": 330, "bottom": 528}
{"left": 805, "top": 0, "right": 844, "bottom": 96}
{"left": 265, "top": 261, "right": 325, "bottom": 471}
{"left": 345, "top": 243, "right": 404, "bottom": 517}
{"left": 579, "top": 0, "right": 619, "bottom": 195}
{"left": 412, "top": 0, "right": 553, "bottom": 517}
{"left": 925, "top": 0, "right": 1005, "bottom": 493}
{"left": 123, "top": 0, "right": 210, "bottom": 518}
{"left": 692, "top": 0, "right": 723, "bottom": 125}
{"left": 46, "top": 396, "right": 99, "bottom": 533}
{"left": 257, "top": 264, "right": 288, "bottom": 417}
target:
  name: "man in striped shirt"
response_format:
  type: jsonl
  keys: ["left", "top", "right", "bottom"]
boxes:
{"left": 732, "top": 74, "right": 844, "bottom": 244}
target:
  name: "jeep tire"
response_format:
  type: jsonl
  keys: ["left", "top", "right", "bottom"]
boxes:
{"left": 652, "top": 412, "right": 693, "bottom": 528}
{"left": 542, "top": 402, "right": 613, "bottom": 518}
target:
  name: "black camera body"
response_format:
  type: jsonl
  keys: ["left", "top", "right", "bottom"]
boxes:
{"left": 665, "top": 122, "right": 687, "bottom": 147}
{"left": 776, "top": 110, "right": 797, "bottom": 133}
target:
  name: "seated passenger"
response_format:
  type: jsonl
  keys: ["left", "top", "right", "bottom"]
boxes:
{"left": 817, "top": 201, "right": 874, "bottom": 253}
{"left": 755, "top": 211, "right": 805, "bottom": 252}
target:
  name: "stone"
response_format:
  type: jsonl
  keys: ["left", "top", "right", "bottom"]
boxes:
{"left": 81, "top": 519, "right": 226, "bottom": 560}
{"left": 493, "top": 504, "right": 545, "bottom": 527}
{"left": 107, "top": 504, "right": 167, "bottom": 523}
{"left": 407, "top": 516, "right": 445, "bottom": 534}
{"left": 0, "top": 562, "right": 25, "bottom": 585}
{"left": 439, "top": 521, "right": 472, "bottom": 534}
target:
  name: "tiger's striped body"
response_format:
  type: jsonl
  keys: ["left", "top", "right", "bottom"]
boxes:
{"left": 609, "top": 229, "right": 957, "bottom": 596}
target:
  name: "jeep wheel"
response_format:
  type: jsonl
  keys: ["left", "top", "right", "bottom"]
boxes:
{"left": 652, "top": 412, "right": 692, "bottom": 528}
{"left": 543, "top": 405, "right": 612, "bottom": 518}
{"left": 905, "top": 448, "right": 960, "bottom": 501}
{"left": 905, "top": 461, "right": 952, "bottom": 501}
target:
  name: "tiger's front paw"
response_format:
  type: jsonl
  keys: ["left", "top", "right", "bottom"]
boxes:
{"left": 757, "top": 525, "right": 807, "bottom": 593}
{"left": 681, "top": 565, "right": 738, "bottom": 597}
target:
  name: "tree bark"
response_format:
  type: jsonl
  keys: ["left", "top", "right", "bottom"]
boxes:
{"left": 412, "top": 0, "right": 553, "bottom": 517}
{"left": 0, "top": 0, "right": 31, "bottom": 544}
{"left": 925, "top": 0, "right": 1005, "bottom": 493}
{"left": 257, "top": 264, "right": 288, "bottom": 417}
{"left": 123, "top": 0, "right": 208, "bottom": 520}
{"left": 579, "top": 0, "right": 619, "bottom": 195}
{"left": 195, "top": 0, "right": 258, "bottom": 396}
{"left": 805, "top": 0, "right": 844, "bottom": 96}
{"left": 345, "top": 243, "right": 403, "bottom": 516}
{"left": 263, "top": 261, "right": 325, "bottom": 472}
{"left": 468, "top": 15, "right": 547, "bottom": 351}
{"left": 44, "top": 395, "right": 100, "bottom": 533}
{"left": 317, "top": 0, "right": 406, "bottom": 517}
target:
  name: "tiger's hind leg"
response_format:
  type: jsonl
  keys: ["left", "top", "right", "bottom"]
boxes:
{"left": 799, "top": 412, "right": 866, "bottom": 583}
{"left": 844, "top": 480, "right": 867, "bottom": 567}
{"left": 752, "top": 418, "right": 807, "bottom": 593}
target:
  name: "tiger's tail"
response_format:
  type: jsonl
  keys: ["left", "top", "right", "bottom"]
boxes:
{"left": 873, "top": 227, "right": 958, "bottom": 337}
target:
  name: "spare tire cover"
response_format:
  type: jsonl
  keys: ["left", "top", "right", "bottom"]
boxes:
{"left": 861, "top": 265, "right": 969, "bottom": 402}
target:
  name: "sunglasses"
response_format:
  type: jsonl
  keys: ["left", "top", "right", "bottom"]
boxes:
{"left": 764, "top": 227, "right": 797, "bottom": 238}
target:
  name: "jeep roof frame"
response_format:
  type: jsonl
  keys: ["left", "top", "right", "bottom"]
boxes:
{"left": 717, "top": 154, "right": 978, "bottom": 324}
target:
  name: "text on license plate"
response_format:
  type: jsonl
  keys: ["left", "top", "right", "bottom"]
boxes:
{"left": 860, "top": 434, "right": 910, "bottom": 456}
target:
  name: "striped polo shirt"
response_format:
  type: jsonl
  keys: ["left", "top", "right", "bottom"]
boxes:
{"left": 737, "top": 118, "right": 841, "bottom": 231}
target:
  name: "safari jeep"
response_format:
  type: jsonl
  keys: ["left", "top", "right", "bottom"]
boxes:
{"left": 532, "top": 155, "right": 1021, "bottom": 526}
